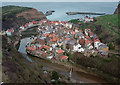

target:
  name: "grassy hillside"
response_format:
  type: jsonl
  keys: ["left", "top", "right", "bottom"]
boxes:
{"left": 95, "top": 14, "right": 119, "bottom": 37}
{"left": 2, "top": 5, "right": 46, "bottom": 31}
{"left": 2, "top": 5, "right": 32, "bottom": 16}
{"left": 2, "top": 6, "right": 32, "bottom": 30}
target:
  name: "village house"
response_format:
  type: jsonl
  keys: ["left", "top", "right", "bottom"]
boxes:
{"left": 85, "top": 38, "right": 93, "bottom": 50}
{"left": 94, "top": 38, "right": 101, "bottom": 49}
{"left": 98, "top": 43, "right": 109, "bottom": 56}
{"left": 60, "top": 55, "right": 68, "bottom": 62}
{"left": 84, "top": 16, "right": 94, "bottom": 23}
{"left": 65, "top": 23, "right": 73, "bottom": 29}
{"left": 19, "top": 25, "right": 25, "bottom": 30}
{"left": 73, "top": 43, "right": 84, "bottom": 52}
{"left": 6, "top": 28, "right": 14, "bottom": 36}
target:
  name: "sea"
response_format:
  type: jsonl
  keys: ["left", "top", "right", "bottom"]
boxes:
{"left": 2, "top": 2, "right": 118, "bottom": 21}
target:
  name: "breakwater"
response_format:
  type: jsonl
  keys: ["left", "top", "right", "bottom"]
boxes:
{"left": 66, "top": 12, "right": 106, "bottom": 15}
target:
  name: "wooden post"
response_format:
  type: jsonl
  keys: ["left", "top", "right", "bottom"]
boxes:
{"left": 69, "top": 66, "right": 73, "bottom": 81}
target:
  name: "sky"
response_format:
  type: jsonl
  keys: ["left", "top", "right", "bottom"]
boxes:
{"left": 0, "top": 0, "right": 119, "bottom": 2}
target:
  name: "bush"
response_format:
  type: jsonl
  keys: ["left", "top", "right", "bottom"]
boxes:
{"left": 51, "top": 71, "right": 59, "bottom": 81}
{"left": 108, "top": 42, "right": 115, "bottom": 50}
{"left": 40, "top": 65, "right": 43, "bottom": 69}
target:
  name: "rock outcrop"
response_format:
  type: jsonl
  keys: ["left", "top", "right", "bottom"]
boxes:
{"left": 114, "top": 1, "right": 120, "bottom": 14}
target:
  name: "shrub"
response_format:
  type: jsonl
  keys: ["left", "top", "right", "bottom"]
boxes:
{"left": 40, "top": 65, "right": 43, "bottom": 69}
{"left": 51, "top": 71, "right": 59, "bottom": 81}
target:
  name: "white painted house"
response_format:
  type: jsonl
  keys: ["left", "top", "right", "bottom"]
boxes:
{"left": 6, "top": 28, "right": 14, "bottom": 36}
{"left": 65, "top": 23, "right": 73, "bottom": 29}
{"left": 28, "top": 22, "right": 33, "bottom": 27}
{"left": 94, "top": 41, "right": 102, "bottom": 49}
{"left": 19, "top": 26, "right": 25, "bottom": 30}
{"left": 73, "top": 44, "right": 84, "bottom": 52}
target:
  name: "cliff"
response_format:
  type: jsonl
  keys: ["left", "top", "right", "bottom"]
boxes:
{"left": 2, "top": 6, "right": 46, "bottom": 31}
{"left": 16, "top": 8, "right": 46, "bottom": 20}
{"left": 114, "top": 2, "right": 120, "bottom": 14}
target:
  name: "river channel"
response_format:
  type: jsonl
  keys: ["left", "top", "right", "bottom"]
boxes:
{"left": 18, "top": 37, "right": 108, "bottom": 84}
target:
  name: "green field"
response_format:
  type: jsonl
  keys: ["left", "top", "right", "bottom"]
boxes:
{"left": 95, "top": 14, "right": 119, "bottom": 36}
{"left": 2, "top": 5, "right": 32, "bottom": 16}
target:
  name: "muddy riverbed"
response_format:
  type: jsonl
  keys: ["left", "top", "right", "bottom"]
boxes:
{"left": 18, "top": 37, "right": 108, "bottom": 84}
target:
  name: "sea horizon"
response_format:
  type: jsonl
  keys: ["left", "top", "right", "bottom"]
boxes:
{"left": 2, "top": 2, "right": 118, "bottom": 21}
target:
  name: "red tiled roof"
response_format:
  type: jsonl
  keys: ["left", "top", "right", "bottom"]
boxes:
{"left": 72, "top": 31, "right": 75, "bottom": 35}
{"left": 52, "top": 38, "right": 56, "bottom": 42}
{"left": 31, "top": 45, "right": 36, "bottom": 51}
{"left": 52, "top": 34, "right": 56, "bottom": 37}
{"left": 86, "top": 35, "right": 90, "bottom": 39}
{"left": 44, "top": 45, "right": 50, "bottom": 49}
{"left": 85, "top": 39, "right": 91, "bottom": 45}
{"left": 76, "top": 28, "right": 79, "bottom": 30}
{"left": 58, "top": 49, "right": 63, "bottom": 54}
{"left": 26, "top": 46, "right": 35, "bottom": 51}
{"left": 8, "top": 28, "right": 14, "bottom": 32}
{"left": 78, "top": 22, "right": 82, "bottom": 25}
{"left": 39, "top": 46, "right": 44, "bottom": 50}
{"left": 50, "top": 39, "right": 53, "bottom": 42}
{"left": 56, "top": 37, "right": 60, "bottom": 41}
{"left": 94, "top": 39, "right": 100, "bottom": 42}
{"left": 32, "top": 21, "right": 38, "bottom": 24}
{"left": 25, "top": 24, "right": 28, "bottom": 27}
{"left": 79, "top": 30, "right": 83, "bottom": 33}
{"left": 44, "top": 33, "right": 50, "bottom": 36}
{"left": 49, "top": 35, "right": 53, "bottom": 37}
{"left": 65, "top": 38, "right": 70, "bottom": 40}
{"left": 60, "top": 55, "right": 68, "bottom": 59}
{"left": 50, "top": 37, "right": 59, "bottom": 42}
{"left": 26, "top": 46, "right": 32, "bottom": 50}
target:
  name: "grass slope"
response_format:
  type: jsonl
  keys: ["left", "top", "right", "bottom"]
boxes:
{"left": 2, "top": 5, "right": 32, "bottom": 16}
{"left": 95, "top": 14, "right": 119, "bottom": 37}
